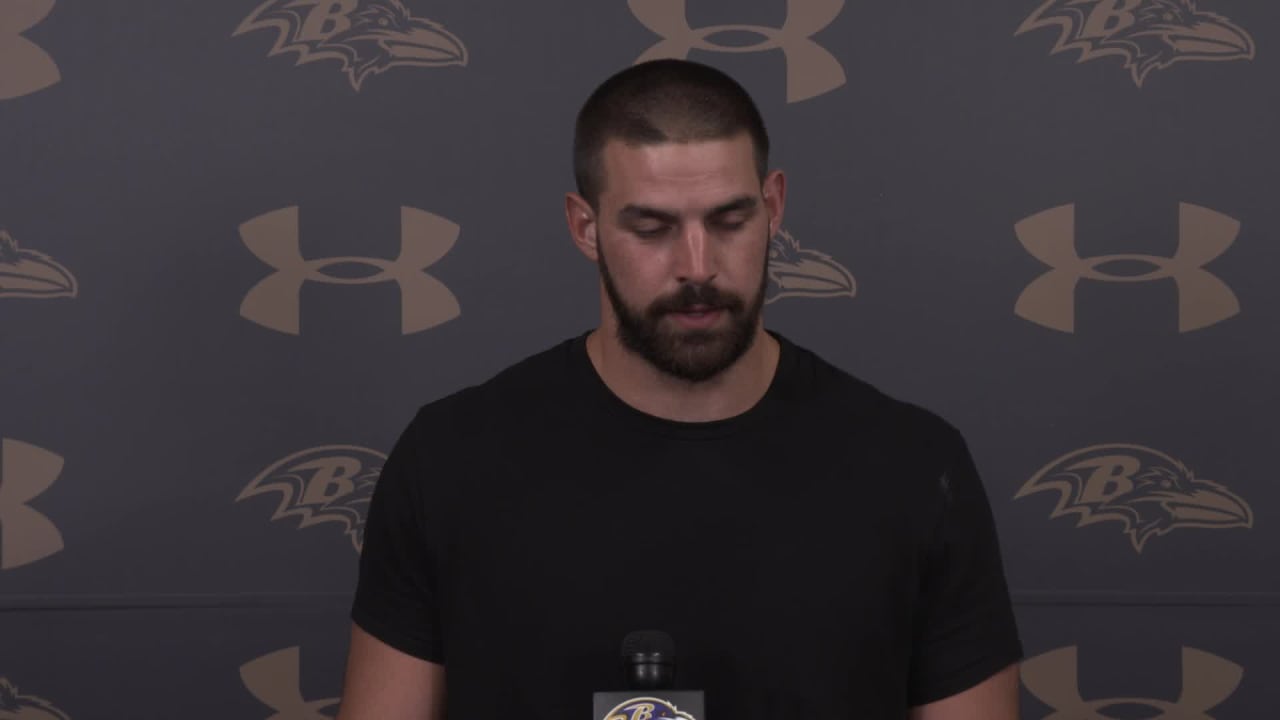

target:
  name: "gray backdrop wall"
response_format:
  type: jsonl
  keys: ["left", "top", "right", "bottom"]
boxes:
{"left": 2, "top": 0, "right": 1277, "bottom": 717}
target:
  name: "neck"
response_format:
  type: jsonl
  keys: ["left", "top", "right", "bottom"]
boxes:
{"left": 585, "top": 321, "right": 780, "bottom": 423}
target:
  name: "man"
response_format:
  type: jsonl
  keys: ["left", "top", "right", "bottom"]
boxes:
{"left": 336, "top": 59, "right": 1022, "bottom": 719}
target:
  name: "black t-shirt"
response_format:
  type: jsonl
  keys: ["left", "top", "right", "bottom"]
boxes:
{"left": 350, "top": 330, "right": 1023, "bottom": 718}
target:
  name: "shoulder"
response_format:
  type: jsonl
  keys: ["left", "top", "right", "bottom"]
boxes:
{"left": 781, "top": 333, "right": 968, "bottom": 471}
{"left": 402, "top": 334, "right": 582, "bottom": 439}
{"left": 779, "top": 335, "right": 984, "bottom": 548}
{"left": 375, "top": 335, "right": 582, "bottom": 505}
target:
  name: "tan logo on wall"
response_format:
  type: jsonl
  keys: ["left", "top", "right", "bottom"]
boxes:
{"left": 0, "top": 438, "right": 65, "bottom": 570}
{"left": 1016, "top": 0, "right": 1255, "bottom": 87}
{"left": 1015, "top": 203, "right": 1239, "bottom": 333}
{"left": 234, "top": 0, "right": 467, "bottom": 91}
{"left": 0, "top": 678, "right": 71, "bottom": 720}
{"left": 0, "top": 230, "right": 76, "bottom": 300}
{"left": 238, "top": 445, "right": 385, "bottom": 552}
{"left": 765, "top": 228, "right": 855, "bottom": 304}
{"left": 0, "top": 0, "right": 60, "bottom": 100}
{"left": 240, "top": 647, "right": 338, "bottom": 719}
{"left": 1023, "top": 646, "right": 1242, "bottom": 718}
{"left": 1016, "top": 444, "right": 1252, "bottom": 553}
{"left": 239, "top": 206, "right": 460, "bottom": 335}
{"left": 629, "top": 0, "right": 846, "bottom": 103}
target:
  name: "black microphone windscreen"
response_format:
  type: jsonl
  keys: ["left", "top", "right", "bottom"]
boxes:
{"left": 620, "top": 629, "right": 675, "bottom": 660}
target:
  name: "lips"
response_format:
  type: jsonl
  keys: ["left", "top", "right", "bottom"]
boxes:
{"left": 669, "top": 306, "right": 724, "bottom": 329}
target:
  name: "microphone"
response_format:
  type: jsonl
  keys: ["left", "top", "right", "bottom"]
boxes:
{"left": 592, "top": 630, "right": 705, "bottom": 720}
{"left": 622, "top": 629, "right": 675, "bottom": 689}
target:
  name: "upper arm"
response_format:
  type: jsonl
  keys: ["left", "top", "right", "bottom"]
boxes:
{"left": 906, "top": 427, "right": 1024, "bottom": 710}
{"left": 336, "top": 623, "right": 446, "bottom": 720}
{"left": 339, "top": 411, "right": 450, "bottom": 717}
{"left": 908, "top": 663, "right": 1019, "bottom": 720}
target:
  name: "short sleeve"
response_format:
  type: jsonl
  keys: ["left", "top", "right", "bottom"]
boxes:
{"left": 907, "top": 432, "right": 1023, "bottom": 706}
{"left": 350, "top": 411, "right": 445, "bottom": 664}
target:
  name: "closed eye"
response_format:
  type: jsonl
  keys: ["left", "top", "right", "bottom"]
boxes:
{"left": 633, "top": 225, "right": 670, "bottom": 238}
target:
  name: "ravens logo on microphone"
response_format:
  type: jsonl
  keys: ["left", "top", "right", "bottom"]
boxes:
{"left": 603, "top": 698, "right": 697, "bottom": 720}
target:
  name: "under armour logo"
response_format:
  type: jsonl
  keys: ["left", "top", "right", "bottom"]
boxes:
{"left": 0, "top": 0, "right": 60, "bottom": 100}
{"left": 629, "top": 0, "right": 846, "bottom": 103}
{"left": 1015, "top": 202, "right": 1240, "bottom": 332}
{"left": 238, "top": 206, "right": 461, "bottom": 335}
{"left": 0, "top": 438, "right": 65, "bottom": 570}
{"left": 240, "top": 647, "right": 338, "bottom": 719}
{"left": 1023, "top": 646, "right": 1242, "bottom": 718}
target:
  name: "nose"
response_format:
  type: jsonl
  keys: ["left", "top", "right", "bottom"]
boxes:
{"left": 672, "top": 223, "right": 715, "bottom": 285}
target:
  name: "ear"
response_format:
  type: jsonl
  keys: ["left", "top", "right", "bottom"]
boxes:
{"left": 565, "top": 192, "right": 599, "bottom": 262}
{"left": 761, "top": 169, "right": 786, "bottom": 237}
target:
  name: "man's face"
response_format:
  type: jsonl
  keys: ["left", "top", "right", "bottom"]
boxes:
{"left": 592, "top": 131, "right": 777, "bottom": 383}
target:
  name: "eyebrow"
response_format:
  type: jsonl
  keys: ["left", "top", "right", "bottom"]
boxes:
{"left": 617, "top": 195, "right": 759, "bottom": 225}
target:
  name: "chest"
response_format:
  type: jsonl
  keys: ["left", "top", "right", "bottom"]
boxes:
{"left": 436, "top": 436, "right": 921, "bottom": 685}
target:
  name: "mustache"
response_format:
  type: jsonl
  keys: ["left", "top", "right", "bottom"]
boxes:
{"left": 647, "top": 282, "right": 745, "bottom": 317}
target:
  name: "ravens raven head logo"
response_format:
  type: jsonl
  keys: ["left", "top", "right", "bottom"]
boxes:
{"left": 766, "top": 229, "right": 856, "bottom": 304}
{"left": 234, "top": 0, "right": 467, "bottom": 91}
{"left": 237, "top": 445, "right": 385, "bottom": 553}
{"left": 0, "top": 679, "right": 70, "bottom": 720}
{"left": 1016, "top": 444, "right": 1253, "bottom": 552}
{"left": 1016, "top": 0, "right": 1254, "bottom": 87}
{"left": 0, "top": 230, "right": 77, "bottom": 300}
{"left": 603, "top": 698, "right": 697, "bottom": 720}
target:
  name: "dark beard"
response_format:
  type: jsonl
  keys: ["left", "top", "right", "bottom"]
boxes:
{"left": 597, "top": 236, "right": 768, "bottom": 383}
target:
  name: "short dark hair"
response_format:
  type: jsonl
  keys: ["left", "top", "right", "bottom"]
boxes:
{"left": 572, "top": 59, "right": 770, "bottom": 210}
